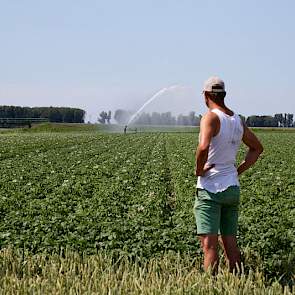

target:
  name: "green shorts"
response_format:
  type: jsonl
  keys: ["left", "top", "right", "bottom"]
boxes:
{"left": 194, "top": 186, "right": 240, "bottom": 236}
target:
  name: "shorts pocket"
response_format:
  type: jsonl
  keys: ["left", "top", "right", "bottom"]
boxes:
{"left": 225, "top": 186, "right": 240, "bottom": 205}
{"left": 196, "top": 188, "right": 211, "bottom": 201}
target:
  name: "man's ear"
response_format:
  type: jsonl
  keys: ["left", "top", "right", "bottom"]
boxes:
{"left": 204, "top": 91, "right": 211, "bottom": 100}
{"left": 205, "top": 96, "right": 209, "bottom": 107}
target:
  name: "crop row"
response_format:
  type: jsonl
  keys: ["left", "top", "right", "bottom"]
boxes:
{"left": 0, "top": 131, "right": 294, "bottom": 282}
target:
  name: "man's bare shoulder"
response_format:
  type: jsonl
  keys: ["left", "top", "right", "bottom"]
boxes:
{"left": 201, "top": 111, "right": 219, "bottom": 125}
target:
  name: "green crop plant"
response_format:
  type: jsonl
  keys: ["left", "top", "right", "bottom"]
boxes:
{"left": 0, "top": 130, "right": 294, "bottom": 292}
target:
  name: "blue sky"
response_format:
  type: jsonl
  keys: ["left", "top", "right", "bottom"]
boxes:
{"left": 0, "top": 0, "right": 294, "bottom": 120}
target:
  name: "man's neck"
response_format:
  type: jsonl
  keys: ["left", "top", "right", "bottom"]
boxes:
{"left": 208, "top": 102, "right": 227, "bottom": 111}
{"left": 208, "top": 102, "right": 234, "bottom": 116}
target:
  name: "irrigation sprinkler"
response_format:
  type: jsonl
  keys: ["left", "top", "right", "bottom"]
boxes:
{"left": 125, "top": 85, "right": 189, "bottom": 131}
{"left": 124, "top": 85, "right": 192, "bottom": 133}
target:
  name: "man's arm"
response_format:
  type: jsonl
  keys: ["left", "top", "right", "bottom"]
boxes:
{"left": 195, "top": 112, "right": 218, "bottom": 176}
{"left": 237, "top": 125, "right": 263, "bottom": 176}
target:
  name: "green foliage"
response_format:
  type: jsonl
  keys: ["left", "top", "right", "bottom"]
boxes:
{"left": 0, "top": 131, "right": 294, "bottom": 287}
{"left": 98, "top": 111, "right": 111, "bottom": 124}
{"left": 0, "top": 106, "right": 86, "bottom": 123}
{"left": 246, "top": 113, "right": 294, "bottom": 127}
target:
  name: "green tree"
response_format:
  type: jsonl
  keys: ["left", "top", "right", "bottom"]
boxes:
{"left": 98, "top": 111, "right": 108, "bottom": 124}
{"left": 114, "top": 109, "right": 132, "bottom": 124}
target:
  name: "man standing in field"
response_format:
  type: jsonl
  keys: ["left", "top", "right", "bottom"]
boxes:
{"left": 195, "top": 76, "right": 263, "bottom": 273}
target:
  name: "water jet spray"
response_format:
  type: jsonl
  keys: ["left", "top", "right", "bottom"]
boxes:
{"left": 124, "top": 85, "right": 189, "bottom": 132}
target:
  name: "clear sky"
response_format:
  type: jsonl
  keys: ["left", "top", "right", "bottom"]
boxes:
{"left": 1, "top": 0, "right": 294, "bottom": 121}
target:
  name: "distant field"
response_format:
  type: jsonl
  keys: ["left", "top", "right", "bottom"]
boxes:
{"left": 252, "top": 127, "right": 295, "bottom": 132}
{"left": 0, "top": 127, "right": 294, "bottom": 293}
{"left": 2, "top": 122, "right": 295, "bottom": 134}
{"left": 0, "top": 123, "right": 104, "bottom": 133}
{"left": 125, "top": 125, "right": 199, "bottom": 133}
{"left": 0, "top": 123, "right": 199, "bottom": 134}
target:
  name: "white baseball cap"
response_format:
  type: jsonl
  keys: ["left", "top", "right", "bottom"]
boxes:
{"left": 203, "top": 76, "right": 226, "bottom": 93}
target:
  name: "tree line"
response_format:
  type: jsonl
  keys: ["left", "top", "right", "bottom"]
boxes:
{"left": 4, "top": 105, "right": 292, "bottom": 127}
{"left": 0, "top": 106, "right": 85, "bottom": 123}
{"left": 246, "top": 113, "right": 294, "bottom": 127}
{"left": 99, "top": 109, "right": 295, "bottom": 127}
{"left": 111, "top": 109, "right": 201, "bottom": 126}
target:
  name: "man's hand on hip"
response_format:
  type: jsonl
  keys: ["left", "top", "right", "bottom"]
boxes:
{"left": 195, "top": 164, "right": 215, "bottom": 177}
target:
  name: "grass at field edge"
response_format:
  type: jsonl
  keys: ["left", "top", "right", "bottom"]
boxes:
{"left": 0, "top": 248, "right": 294, "bottom": 294}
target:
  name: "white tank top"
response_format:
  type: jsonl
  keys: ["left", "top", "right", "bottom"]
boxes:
{"left": 197, "top": 108, "right": 244, "bottom": 193}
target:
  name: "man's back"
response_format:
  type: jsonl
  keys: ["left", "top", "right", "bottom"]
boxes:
{"left": 195, "top": 76, "right": 263, "bottom": 273}
{"left": 197, "top": 108, "right": 243, "bottom": 193}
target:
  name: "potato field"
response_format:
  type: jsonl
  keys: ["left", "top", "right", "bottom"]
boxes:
{"left": 0, "top": 129, "right": 294, "bottom": 294}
